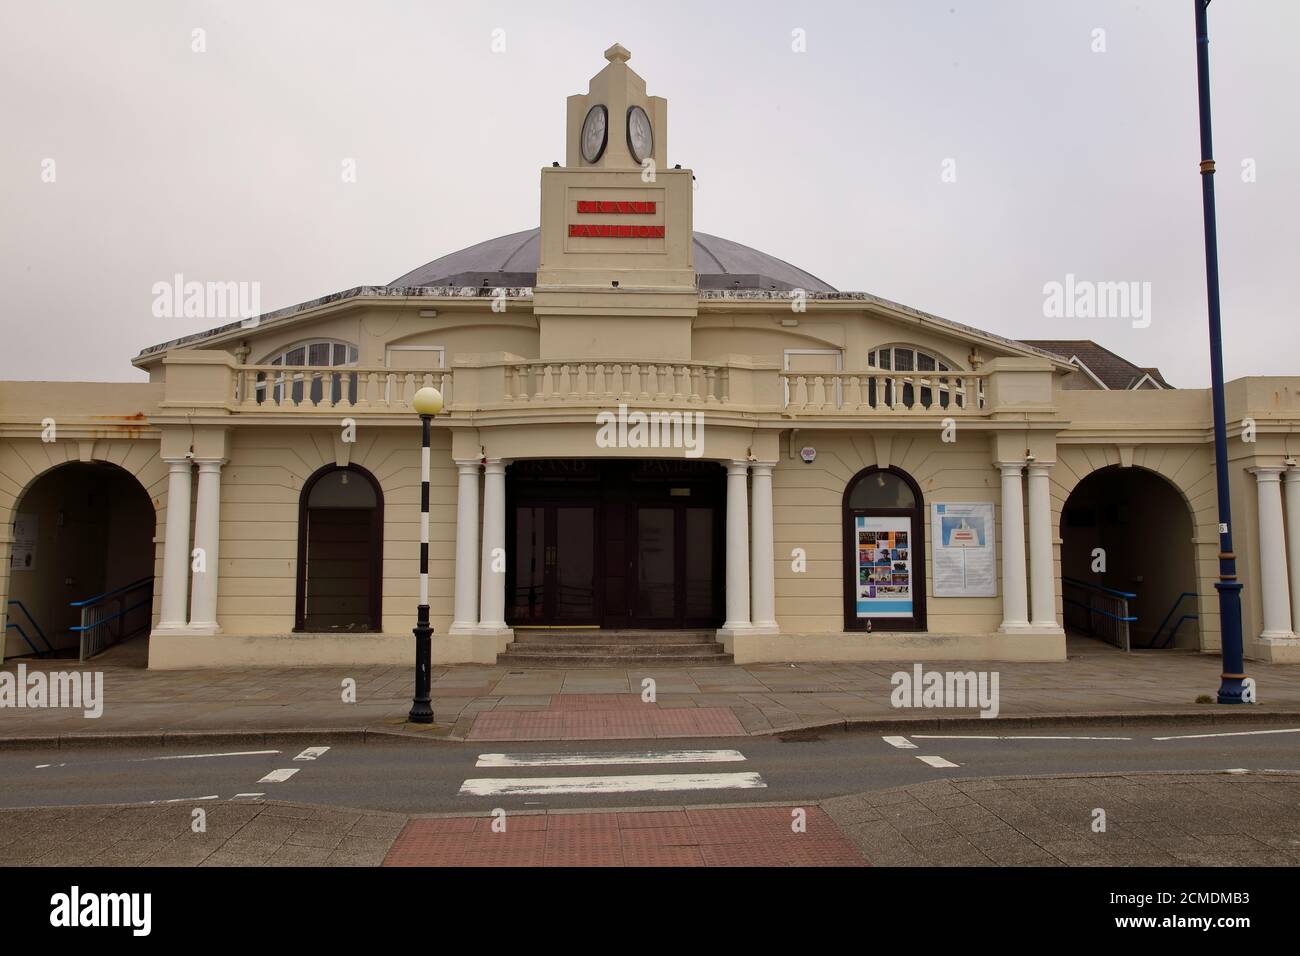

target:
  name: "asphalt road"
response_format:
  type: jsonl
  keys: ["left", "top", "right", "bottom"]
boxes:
{"left": 2, "top": 722, "right": 1298, "bottom": 814}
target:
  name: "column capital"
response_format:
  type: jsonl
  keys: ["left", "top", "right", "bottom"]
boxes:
{"left": 194, "top": 458, "right": 227, "bottom": 472}
{"left": 482, "top": 459, "right": 509, "bottom": 475}
{"left": 727, "top": 461, "right": 751, "bottom": 477}
{"left": 454, "top": 459, "right": 482, "bottom": 472}
{"left": 749, "top": 461, "right": 776, "bottom": 476}
{"left": 162, "top": 456, "right": 192, "bottom": 470}
{"left": 1025, "top": 461, "right": 1056, "bottom": 478}
{"left": 1248, "top": 465, "right": 1285, "bottom": 482}
{"left": 1284, "top": 468, "right": 1300, "bottom": 484}
{"left": 995, "top": 461, "right": 1025, "bottom": 476}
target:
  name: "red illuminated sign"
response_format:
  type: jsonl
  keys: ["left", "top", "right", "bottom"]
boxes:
{"left": 569, "top": 224, "right": 665, "bottom": 238}
{"left": 576, "top": 200, "right": 656, "bottom": 214}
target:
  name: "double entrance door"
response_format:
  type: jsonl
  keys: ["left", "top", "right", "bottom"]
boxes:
{"left": 507, "top": 460, "right": 725, "bottom": 629}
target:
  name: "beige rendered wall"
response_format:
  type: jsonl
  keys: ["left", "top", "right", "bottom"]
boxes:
{"left": 770, "top": 429, "right": 1005, "bottom": 636}
{"left": 214, "top": 424, "right": 457, "bottom": 636}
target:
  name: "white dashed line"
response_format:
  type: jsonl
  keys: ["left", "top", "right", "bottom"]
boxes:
{"left": 135, "top": 750, "right": 280, "bottom": 762}
{"left": 1154, "top": 727, "right": 1300, "bottom": 741}
{"left": 882, "top": 736, "right": 918, "bottom": 749}
{"left": 150, "top": 794, "right": 220, "bottom": 804}
{"left": 458, "top": 771, "right": 767, "bottom": 797}
{"left": 294, "top": 746, "right": 331, "bottom": 761}
{"left": 258, "top": 768, "right": 300, "bottom": 783}
{"left": 916, "top": 755, "right": 960, "bottom": 769}
{"left": 232, "top": 793, "right": 265, "bottom": 799}
{"left": 912, "top": 735, "right": 1132, "bottom": 741}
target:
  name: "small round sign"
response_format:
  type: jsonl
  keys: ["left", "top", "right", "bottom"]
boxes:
{"left": 799, "top": 446, "right": 817, "bottom": 464}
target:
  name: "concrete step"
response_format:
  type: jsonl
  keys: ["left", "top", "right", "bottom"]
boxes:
{"left": 510, "top": 629, "right": 718, "bottom": 645}
{"left": 497, "top": 651, "right": 735, "bottom": 667}
{"left": 503, "top": 642, "right": 728, "bottom": 657}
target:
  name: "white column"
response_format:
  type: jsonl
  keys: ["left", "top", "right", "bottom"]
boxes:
{"left": 1251, "top": 467, "right": 1294, "bottom": 640}
{"left": 997, "top": 462, "right": 1030, "bottom": 631}
{"left": 721, "top": 461, "right": 752, "bottom": 632}
{"left": 478, "top": 459, "right": 508, "bottom": 632}
{"left": 156, "top": 458, "right": 193, "bottom": 628}
{"left": 449, "top": 460, "right": 480, "bottom": 634}
{"left": 187, "top": 458, "right": 224, "bottom": 632}
{"left": 1284, "top": 469, "right": 1300, "bottom": 631}
{"left": 1026, "top": 462, "right": 1061, "bottom": 631}
{"left": 749, "top": 462, "right": 777, "bottom": 634}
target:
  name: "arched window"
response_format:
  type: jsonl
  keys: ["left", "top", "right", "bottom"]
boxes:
{"left": 843, "top": 466, "right": 926, "bottom": 631}
{"left": 867, "top": 344, "right": 971, "bottom": 409}
{"left": 296, "top": 464, "right": 383, "bottom": 631}
{"left": 256, "top": 339, "right": 359, "bottom": 405}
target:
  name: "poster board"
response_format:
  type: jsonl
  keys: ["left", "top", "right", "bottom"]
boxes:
{"left": 931, "top": 502, "right": 996, "bottom": 597}
{"left": 853, "top": 516, "right": 913, "bottom": 618}
{"left": 10, "top": 513, "right": 37, "bottom": 572}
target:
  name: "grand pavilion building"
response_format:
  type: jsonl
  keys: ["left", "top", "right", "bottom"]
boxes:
{"left": 3, "top": 46, "right": 1300, "bottom": 669}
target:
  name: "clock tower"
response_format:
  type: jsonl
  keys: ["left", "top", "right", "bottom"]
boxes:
{"left": 535, "top": 43, "right": 697, "bottom": 361}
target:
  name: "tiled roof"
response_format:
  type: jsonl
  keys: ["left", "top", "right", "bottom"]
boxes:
{"left": 1019, "top": 339, "right": 1172, "bottom": 389}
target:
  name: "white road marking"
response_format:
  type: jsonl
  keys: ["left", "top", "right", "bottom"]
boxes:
{"left": 916, "top": 755, "right": 960, "bottom": 769}
{"left": 458, "top": 772, "right": 767, "bottom": 797}
{"left": 1154, "top": 727, "right": 1300, "bottom": 741}
{"left": 475, "top": 749, "right": 746, "bottom": 768}
{"left": 34, "top": 763, "right": 67, "bottom": 769}
{"left": 294, "top": 746, "right": 331, "bottom": 761}
{"left": 134, "top": 750, "right": 280, "bottom": 762}
{"left": 912, "top": 735, "right": 1131, "bottom": 741}
{"left": 232, "top": 793, "right": 265, "bottom": 799}
{"left": 882, "top": 736, "right": 917, "bottom": 749}
{"left": 150, "top": 794, "right": 220, "bottom": 804}
{"left": 258, "top": 768, "right": 300, "bottom": 783}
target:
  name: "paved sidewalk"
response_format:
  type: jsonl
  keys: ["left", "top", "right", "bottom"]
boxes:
{"left": 2, "top": 637, "right": 1299, "bottom": 745}
{"left": 4, "top": 771, "right": 1296, "bottom": 867}
{"left": 823, "top": 771, "right": 1300, "bottom": 867}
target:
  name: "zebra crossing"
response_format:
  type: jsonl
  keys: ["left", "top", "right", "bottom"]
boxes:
{"left": 458, "top": 748, "right": 767, "bottom": 797}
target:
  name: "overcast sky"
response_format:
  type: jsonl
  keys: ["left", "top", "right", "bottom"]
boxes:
{"left": 1, "top": 0, "right": 1296, "bottom": 386}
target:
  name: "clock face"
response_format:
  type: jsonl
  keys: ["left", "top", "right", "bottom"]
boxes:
{"left": 580, "top": 105, "right": 608, "bottom": 163}
{"left": 626, "top": 105, "right": 653, "bottom": 163}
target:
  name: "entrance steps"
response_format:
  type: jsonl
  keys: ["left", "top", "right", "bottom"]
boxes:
{"left": 498, "top": 629, "right": 733, "bottom": 666}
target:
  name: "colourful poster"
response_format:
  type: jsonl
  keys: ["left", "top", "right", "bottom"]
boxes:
{"left": 855, "top": 515, "right": 913, "bottom": 618}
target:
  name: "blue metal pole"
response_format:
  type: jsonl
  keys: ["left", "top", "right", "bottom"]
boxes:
{"left": 1194, "top": 0, "right": 1248, "bottom": 703}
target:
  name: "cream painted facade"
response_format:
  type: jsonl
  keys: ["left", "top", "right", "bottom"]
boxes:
{"left": 3, "top": 46, "right": 1299, "bottom": 669}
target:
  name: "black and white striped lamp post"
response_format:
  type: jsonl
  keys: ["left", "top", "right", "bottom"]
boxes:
{"left": 409, "top": 385, "right": 444, "bottom": 724}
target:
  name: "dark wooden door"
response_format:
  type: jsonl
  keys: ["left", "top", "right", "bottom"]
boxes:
{"left": 508, "top": 501, "right": 598, "bottom": 625}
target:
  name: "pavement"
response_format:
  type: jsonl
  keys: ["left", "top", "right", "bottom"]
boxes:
{"left": 4, "top": 770, "right": 1297, "bottom": 867}
{"left": 2, "top": 636, "right": 1299, "bottom": 747}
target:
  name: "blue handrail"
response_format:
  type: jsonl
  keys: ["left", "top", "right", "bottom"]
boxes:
{"left": 1148, "top": 591, "right": 1199, "bottom": 649}
{"left": 1061, "top": 576, "right": 1137, "bottom": 600}
{"left": 68, "top": 576, "right": 154, "bottom": 609}
{"left": 1061, "top": 596, "right": 1137, "bottom": 622}
{"left": 5, "top": 600, "right": 53, "bottom": 657}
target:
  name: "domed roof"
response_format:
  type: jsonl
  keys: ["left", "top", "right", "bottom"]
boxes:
{"left": 388, "top": 227, "right": 836, "bottom": 293}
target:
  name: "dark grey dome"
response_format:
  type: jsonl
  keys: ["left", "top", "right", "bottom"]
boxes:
{"left": 388, "top": 227, "right": 836, "bottom": 293}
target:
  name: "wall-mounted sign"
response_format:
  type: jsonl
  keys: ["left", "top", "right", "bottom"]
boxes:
{"left": 568, "top": 224, "right": 665, "bottom": 238}
{"left": 576, "top": 201, "right": 657, "bottom": 214}
{"left": 799, "top": 446, "right": 817, "bottom": 463}
{"left": 10, "top": 513, "right": 37, "bottom": 571}
{"left": 931, "top": 502, "right": 997, "bottom": 597}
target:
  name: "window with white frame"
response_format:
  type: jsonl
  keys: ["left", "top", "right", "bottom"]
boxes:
{"left": 866, "top": 344, "right": 970, "bottom": 408}
{"left": 256, "top": 339, "right": 359, "bottom": 405}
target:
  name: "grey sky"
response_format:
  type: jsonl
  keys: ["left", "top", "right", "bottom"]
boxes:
{"left": 1, "top": 0, "right": 1295, "bottom": 386}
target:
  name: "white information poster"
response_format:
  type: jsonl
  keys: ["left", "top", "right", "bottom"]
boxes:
{"left": 10, "top": 513, "right": 37, "bottom": 572}
{"left": 931, "top": 503, "right": 996, "bottom": 597}
{"left": 854, "top": 516, "right": 913, "bottom": 618}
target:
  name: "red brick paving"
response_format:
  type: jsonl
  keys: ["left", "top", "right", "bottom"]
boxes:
{"left": 383, "top": 806, "right": 866, "bottom": 867}
{"left": 467, "top": 694, "right": 746, "bottom": 740}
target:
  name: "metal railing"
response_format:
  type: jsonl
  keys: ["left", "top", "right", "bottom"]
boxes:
{"left": 5, "top": 599, "right": 54, "bottom": 658}
{"left": 68, "top": 577, "right": 154, "bottom": 662}
{"left": 1146, "top": 591, "right": 1200, "bottom": 649}
{"left": 1062, "top": 576, "right": 1137, "bottom": 652}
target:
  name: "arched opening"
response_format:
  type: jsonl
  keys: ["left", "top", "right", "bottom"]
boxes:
{"left": 1060, "top": 466, "right": 1199, "bottom": 649}
{"left": 843, "top": 466, "right": 926, "bottom": 631}
{"left": 5, "top": 462, "right": 155, "bottom": 663}
{"left": 295, "top": 464, "right": 383, "bottom": 632}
